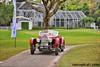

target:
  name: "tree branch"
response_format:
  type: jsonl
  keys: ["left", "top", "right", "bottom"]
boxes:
{"left": 26, "top": 1, "right": 44, "bottom": 13}
{"left": 60, "top": 0, "right": 67, "bottom": 4}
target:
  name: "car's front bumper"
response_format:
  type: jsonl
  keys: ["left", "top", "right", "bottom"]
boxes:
{"left": 38, "top": 45, "right": 56, "bottom": 52}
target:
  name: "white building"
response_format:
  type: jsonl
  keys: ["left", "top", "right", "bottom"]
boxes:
{"left": 16, "top": 2, "right": 86, "bottom": 30}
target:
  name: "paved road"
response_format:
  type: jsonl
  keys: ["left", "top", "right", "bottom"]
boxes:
{"left": 0, "top": 46, "right": 77, "bottom": 67}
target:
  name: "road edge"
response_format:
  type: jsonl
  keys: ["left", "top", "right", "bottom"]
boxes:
{"left": 48, "top": 46, "right": 77, "bottom": 67}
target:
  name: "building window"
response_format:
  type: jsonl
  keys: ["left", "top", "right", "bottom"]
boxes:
{"left": 61, "top": 19, "right": 64, "bottom": 27}
{"left": 38, "top": 22, "right": 41, "bottom": 27}
{"left": 56, "top": 19, "right": 59, "bottom": 27}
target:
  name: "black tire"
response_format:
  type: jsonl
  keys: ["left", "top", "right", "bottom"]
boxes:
{"left": 55, "top": 48, "right": 59, "bottom": 55}
{"left": 30, "top": 45, "right": 36, "bottom": 55}
{"left": 61, "top": 48, "right": 64, "bottom": 52}
{"left": 30, "top": 48, "right": 34, "bottom": 54}
{"left": 59, "top": 45, "right": 64, "bottom": 52}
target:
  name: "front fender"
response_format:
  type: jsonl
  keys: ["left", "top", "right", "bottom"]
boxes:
{"left": 52, "top": 38, "right": 60, "bottom": 48}
{"left": 29, "top": 38, "right": 37, "bottom": 45}
{"left": 60, "top": 37, "right": 65, "bottom": 48}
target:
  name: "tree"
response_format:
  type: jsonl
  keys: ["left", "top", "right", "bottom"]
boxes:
{"left": 28, "top": 0, "right": 66, "bottom": 30}
{"left": 66, "top": 5, "right": 77, "bottom": 10}
{"left": 59, "top": 0, "right": 96, "bottom": 16}
{"left": 97, "top": 17, "right": 100, "bottom": 28}
{"left": 81, "top": 17, "right": 95, "bottom": 27}
{"left": 34, "top": 0, "right": 41, "bottom": 3}
{"left": 93, "top": 9, "right": 100, "bottom": 25}
{"left": 88, "top": 0, "right": 95, "bottom": 16}
{"left": 93, "top": 9, "right": 100, "bottom": 18}
{"left": 97, "top": 17, "right": 100, "bottom": 23}
{"left": 77, "top": 3, "right": 89, "bottom": 15}
{"left": 59, "top": 0, "right": 90, "bottom": 16}
{"left": 0, "top": 3, "right": 13, "bottom": 26}
{"left": 59, "top": 0, "right": 80, "bottom": 10}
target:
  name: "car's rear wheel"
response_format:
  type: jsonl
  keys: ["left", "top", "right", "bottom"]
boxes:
{"left": 61, "top": 48, "right": 64, "bottom": 52}
{"left": 55, "top": 48, "right": 59, "bottom": 55}
{"left": 59, "top": 45, "right": 64, "bottom": 52}
{"left": 60, "top": 40, "right": 65, "bottom": 52}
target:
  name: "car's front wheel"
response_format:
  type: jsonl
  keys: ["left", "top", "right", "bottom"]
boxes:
{"left": 30, "top": 45, "right": 36, "bottom": 55}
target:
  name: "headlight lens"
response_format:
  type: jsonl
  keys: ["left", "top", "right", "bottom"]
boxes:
{"left": 49, "top": 38, "right": 52, "bottom": 42}
{"left": 37, "top": 38, "right": 40, "bottom": 42}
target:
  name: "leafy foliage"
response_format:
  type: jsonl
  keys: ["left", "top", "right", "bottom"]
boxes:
{"left": 97, "top": 17, "right": 100, "bottom": 23}
{"left": 81, "top": 17, "right": 95, "bottom": 27}
{"left": 93, "top": 9, "right": 100, "bottom": 18}
{"left": 93, "top": 9, "right": 100, "bottom": 27}
{"left": 96, "top": 17, "right": 100, "bottom": 28}
{"left": 77, "top": 3, "right": 89, "bottom": 15}
{"left": 0, "top": 3, "right": 13, "bottom": 26}
{"left": 81, "top": 17, "right": 95, "bottom": 23}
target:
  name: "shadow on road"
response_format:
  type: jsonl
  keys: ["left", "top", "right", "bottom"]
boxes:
{"left": 29, "top": 51, "right": 58, "bottom": 56}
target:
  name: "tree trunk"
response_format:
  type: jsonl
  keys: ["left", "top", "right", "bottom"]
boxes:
{"left": 43, "top": 14, "right": 50, "bottom": 30}
{"left": 88, "top": 0, "right": 95, "bottom": 16}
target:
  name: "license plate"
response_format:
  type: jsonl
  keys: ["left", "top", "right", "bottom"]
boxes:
{"left": 41, "top": 43, "right": 48, "bottom": 46}
{"left": 40, "top": 46, "right": 48, "bottom": 48}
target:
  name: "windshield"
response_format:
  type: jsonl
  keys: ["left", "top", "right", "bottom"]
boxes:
{"left": 39, "top": 30, "right": 58, "bottom": 37}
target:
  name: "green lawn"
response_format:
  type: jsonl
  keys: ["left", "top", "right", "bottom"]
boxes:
{"left": 0, "top": 30, "right": 38, "bottom": 61}
{"left": 57, "top": 44, "right": 100, "bottom": 67}
{"left": 56, "top": 29, "right": 100, "bottom": 45}
{"left": 0, "top": 29, "right": 100, "bottom": 61}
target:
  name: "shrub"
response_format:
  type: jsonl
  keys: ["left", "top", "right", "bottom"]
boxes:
{"left": 96, "top": 17, "right": 100, "bottom": 28}
{"left": 81, "top": 17, "right": 95, "bottom": 28}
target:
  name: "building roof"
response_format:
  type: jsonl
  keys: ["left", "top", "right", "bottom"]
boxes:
{"left": 52, "top": 11, "right": 86, "bottom": 20}
{"left": 17, "top": 2, "right": 45, "bottom": 10}
{"left": 17, "top": 2, "right": 34, "bottom": 10}
{"left": 18, "top": 16, "right": 31, "bottom": 21}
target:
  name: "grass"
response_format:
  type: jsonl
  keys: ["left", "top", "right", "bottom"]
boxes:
{"left": 55, "top": 29, "right": 100, "bottom": 45}
{"left": 0, "top": 30, "right": 38, "bottom": 61}
{"left": 0, "top": 29, "right": 100, "bottom": 61}
{"left": 57, "top": 44, "right": 100, "bottom": 67}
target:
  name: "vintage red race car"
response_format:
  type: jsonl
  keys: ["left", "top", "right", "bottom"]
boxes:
{"left": 29, "top": 30, "right": 65, "bottom": 55}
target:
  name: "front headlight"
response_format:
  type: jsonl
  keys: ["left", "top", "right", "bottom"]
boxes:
{"left": 37, "top": 38, "right": 40, "bottom": 42}
{"left": 49, "top": 38, "right": 52, "bottom": 42}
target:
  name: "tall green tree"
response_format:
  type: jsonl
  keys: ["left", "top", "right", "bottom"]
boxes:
{"left": 81, "top": 17, "right": 94, "bottom": 27}
{"left": 0, "top": 3, "right": 13, "bottom": 26}
{"left": 77, "top": 3, "right": 89, "bottom": 15}
{"left": 88, "top": 0, "right": 95, "bottom": 16}
{"left": 93, "top": 9, "right": 100, "bottom": 19}
{"left": 96, "top": 17, "right": 100, "bottom": 28}
{"left": 60, "top": 0, "right": 80, "bottom": 10}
